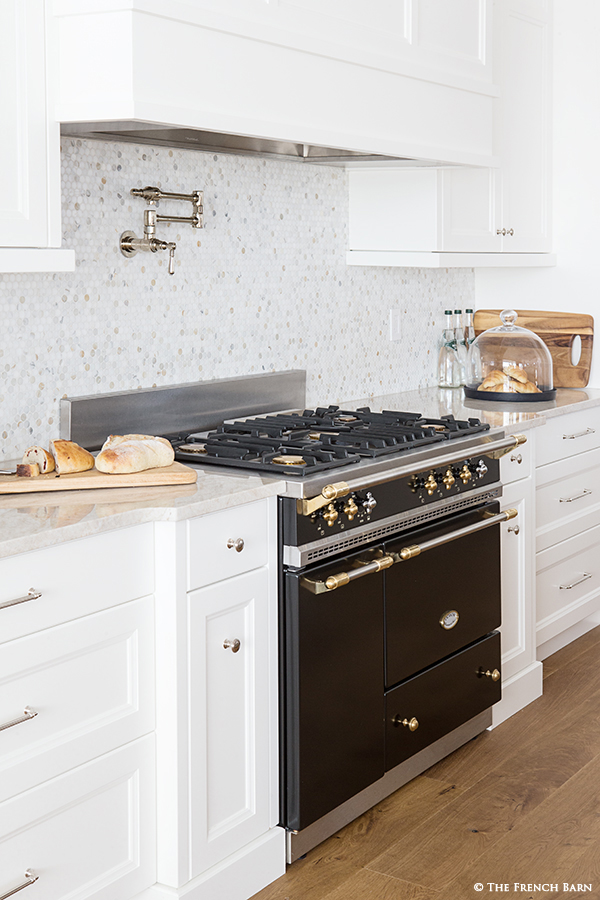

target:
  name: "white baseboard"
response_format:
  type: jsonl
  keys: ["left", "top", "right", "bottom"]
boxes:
{"left": 132, "top": 828, "right": 286, "bottom": 900}
{"left": 537, "top": 612, "right": 600, "bottom": 661}
{"left": 490, "top": 661, "right": 543, "bottom": 728}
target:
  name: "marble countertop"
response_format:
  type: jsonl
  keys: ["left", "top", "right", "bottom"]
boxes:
{"left": 1, "top": 386, "right": 599, "bottom": 559}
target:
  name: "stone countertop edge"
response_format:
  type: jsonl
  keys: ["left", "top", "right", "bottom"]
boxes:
{"left": 1, "top": 387, "right": 599, "bottom": 560}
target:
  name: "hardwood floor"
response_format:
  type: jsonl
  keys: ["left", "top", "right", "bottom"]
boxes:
{"left": 253, "top": 626, "right": 600, "bottom": 900}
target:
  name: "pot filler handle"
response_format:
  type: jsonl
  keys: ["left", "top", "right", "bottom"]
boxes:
{"left": 297, "top": 434, "right": 527, "bottom": 517}
{"left": 300, "top": 508, "right": 518, "bottom": 594}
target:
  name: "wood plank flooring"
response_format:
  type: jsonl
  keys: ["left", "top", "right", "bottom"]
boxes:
{"left": 253, "top": 626, "right": 600, "bottom": 900}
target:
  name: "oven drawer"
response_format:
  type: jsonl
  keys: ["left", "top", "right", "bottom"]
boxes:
{"left": 187, "top": 500, "right": 269, "bottom": 590}
{"left": 384, "top": 504, "right": 501, "bottom": 687}
{"left": 385, "top": 631, "right": 501, "bottom": 771}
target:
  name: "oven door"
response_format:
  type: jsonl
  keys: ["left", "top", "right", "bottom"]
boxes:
{"left": 282, "top": 545, "right": 385, "bottom": 833}
{"left": 384, "top": 500, "right": 501, "bottom": 688}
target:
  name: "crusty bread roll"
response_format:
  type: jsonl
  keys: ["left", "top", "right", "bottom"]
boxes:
{"left": 22, "top": 446, "right": 55, "bottom": 473}
{"left": 50, "top": 440, "right": 95, "bottom": 475}
{"left": 503, "top": 364, "right": 529, "bottom": 384}
{"left": 95, "top": 434, "right": 174, "bottom": 474}
{"left": 16, "top": 463, "right": 40, "bottom": 477}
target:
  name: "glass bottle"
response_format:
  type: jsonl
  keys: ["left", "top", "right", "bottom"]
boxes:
{"left": 438, "top": 309, "right": 461, "bottom": 388}
{"left": 464, "top": 308, "right": 476, "bottom": 347}
{"left": 453, "top": 309, "right": 468, "bottom": 385}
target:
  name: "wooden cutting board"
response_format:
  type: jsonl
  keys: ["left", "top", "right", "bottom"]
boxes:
{"left": 0, "top": 461, "right": 197, "bottom": 494}
{"left": 474, "top": 309, "right": 594, "bottom": 388}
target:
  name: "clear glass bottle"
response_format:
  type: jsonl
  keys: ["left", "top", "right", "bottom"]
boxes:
{"left": 438, "top": 309, "right": 461, "bottom": 388}
{"left": 464, "top": 308, "right": 476, "bottom": 347}
{"left": 453, "top": 309, "right": 468, "bottom": 385}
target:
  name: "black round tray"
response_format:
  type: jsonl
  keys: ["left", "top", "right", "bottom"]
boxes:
{"left": 463, "top": 385, "right": 557, "bottom": 403}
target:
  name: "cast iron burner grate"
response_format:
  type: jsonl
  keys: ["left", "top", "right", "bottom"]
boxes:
{"left": 171, "top": 406, "right": 490, "bottom": 476}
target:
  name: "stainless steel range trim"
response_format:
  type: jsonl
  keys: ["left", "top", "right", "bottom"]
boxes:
{"left": 61, "top": 369, "right": 306, "bottom": 450}
{"left": 283, "top": 484, "right": 502, "bottom": 567}
{"left": 286, "top": 708, "right": 491, "bottom": 862}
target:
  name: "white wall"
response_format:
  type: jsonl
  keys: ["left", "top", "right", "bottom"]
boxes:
{"left": 475, "top": 0, "right": 600, "bottom": 386}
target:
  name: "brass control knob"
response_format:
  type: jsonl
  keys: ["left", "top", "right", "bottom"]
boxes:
{"left": 479, "top": 667, "right": 501, "bottom": 681}
{"left": 442, "top": 468, "right": 455, "bottom": 490}
{"left": 323, "top": 502, "right": 339, "bottom": 527}
{"left": 343, "top": 497, "right": 359, "bottom": 521}
{"left": 459, "top": 464, "right": 472, "bottom": 484}
{"left": 393, "top": 715, "right": 419, "bottom": 731}
{"left": 424, "top": 474, "right": 438, "bottom": 496}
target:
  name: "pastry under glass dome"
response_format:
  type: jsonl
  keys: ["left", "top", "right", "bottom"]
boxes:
{"left": 464, "top": 309, "right": 556, "bottom": 402}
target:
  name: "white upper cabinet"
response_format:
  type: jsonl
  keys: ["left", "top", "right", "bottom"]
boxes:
{"left": 347, "top": 0, "right": 553, "bottom": 267}
{"left": 0, "top": 0, "right": 74, "bottom": 271}
{"left": 54, "top": 0, "right": 496, "bottom": 167}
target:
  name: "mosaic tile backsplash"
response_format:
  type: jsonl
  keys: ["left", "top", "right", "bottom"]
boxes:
{"left": 0, "top": 139, "right": 474, "bottom": 462}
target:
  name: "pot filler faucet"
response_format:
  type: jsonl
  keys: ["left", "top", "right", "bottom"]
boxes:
{"left": 120, "top": 186, "right": 204, "bottom": 275}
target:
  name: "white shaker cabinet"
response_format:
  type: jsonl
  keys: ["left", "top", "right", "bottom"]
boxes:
{"left": 0, "top": 0, "right": 74, "bottom": 271}
{"left": 154, "top": 499, "right": 284, "bottom": 900}
{"left": 347, "top": 0, "right": 553, "bottom": 267}
{"left": 536, "top": 408, "right": 600, "bottom": 658}
{"left": 493, "top": 433, "right": 542, "bottom": 726}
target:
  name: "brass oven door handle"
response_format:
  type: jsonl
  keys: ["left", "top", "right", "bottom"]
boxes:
{"left": 0, "top": 871, "right": 39, "bottom": 900}
{"left": 301, "top": 509, "right": 517, "bottom": 592}
{"left": 0, "top": 589, "right": 42, "bottom": 611}
{"left": 297, "top": 434, "right": 526, "bottom": 516}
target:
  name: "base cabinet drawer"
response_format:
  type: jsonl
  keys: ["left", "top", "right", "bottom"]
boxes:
{"left": 0, "top": 736, "right": 156, "bottom": 900}
{"left": 536, "top": 410, "right": 600, "bottom": 467}
{"left": 536, "top": 447, "right": 600, "bottom": 552}
{"left": 0, "top": 525, "right": 155, "bottom": 644}
{"left": 536, "top": 524, "right": 600, "bottom": 646}
{"left": 187, "top": 500, "right": 269, "bottom": 590}
{"left": 385, "top": 632, "right": 501, "bottom": 771}
{"left": 0, "top": 597, "right": 155, "bottom": 802}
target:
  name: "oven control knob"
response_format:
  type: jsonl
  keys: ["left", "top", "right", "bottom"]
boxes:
{"left": 442, "top": 468, "right": 455, "bottom": 489}
{"left": 362, "top": 492, "right": 377, "bottom": 513}
{"left": 476, "top": 460, "right": 488, "bottom": 478}
{"left": 323, "top": 502, "right": 339, "bottom": 527}
{"left": 408, "top": 476, "right": 422, "bottom": 493}
{"left": 343, "top": 497, "right": 359, "bottom": 521}
{"left": 424, "top": 474, "right": 438, "bottom": 495}
{"left": 459, "top": 464, "right": 472, "bottom": 484}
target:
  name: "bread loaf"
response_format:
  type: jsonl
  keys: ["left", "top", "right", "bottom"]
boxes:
{"left": 95, "top": 434, "right": 174, "bottom": 474}
{"left": 22, "top": 446, "right": 55, "bottom": 473}
{"left": 50, "top": 440, "right": 95, "bottom": 475}
{"left": 16, "top": 463, "right": 40, "bottom": 477}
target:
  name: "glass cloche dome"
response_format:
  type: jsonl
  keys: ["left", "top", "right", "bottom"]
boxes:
{"left": 464, "top": 309, "right": 556, "bottom": 402}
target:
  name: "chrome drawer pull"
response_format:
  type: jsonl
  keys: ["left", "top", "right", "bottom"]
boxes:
{"left": 0, "top": 870, "right": 39, "bottom": 900}
{"left": 0, "top": 707, "right": 38, "bottom": 733}
{"left": 559, "top": 572, "right": 592, "bottom": 591}
{"left": 559, "top": 489, "right": 592, "bottom": 503}
{"left": 0, "top": 589, "right": 42, "bottom": 611}
{"left": 563, "top": 427, "right": 595, "bottom": 440}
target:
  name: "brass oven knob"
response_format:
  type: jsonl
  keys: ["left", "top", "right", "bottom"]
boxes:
{"left": 424, "top": 474, "right": 438, "bottom": 495}
{"left": 479, "top": 667, "right": 500, "bottom": 681}
{"left": 393, "top": 715, "right": 419, "bottom": 731}
{"left": 343, "top": 497, "right": 358, "bottom": 521}
{"left": 459, "top": 464, "right": 472, "bottom": 484}
{"left": 442, "top": 468, "right": 455, "bottom": 489}
{"left": 323, "top": 503, "right": 339, "bottom": 527}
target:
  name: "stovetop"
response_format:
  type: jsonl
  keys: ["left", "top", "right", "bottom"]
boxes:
{"left": 171, "top": 405, "right": 491, "bottom": 479}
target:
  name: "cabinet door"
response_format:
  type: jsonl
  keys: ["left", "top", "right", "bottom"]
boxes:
{"left": 0, "top": 0, "right": 49, "bottom": 247}
{"left": 495, "top": 0, "right": 551, "bottom": 252}
{"left": 441, "top": 166, "right": 501, "bottom": 252}
{"left": 188, "top": 568, "right": 271, "bottom": 876}
{"left": 500, "top": 478, "right": 536, "bottom": 682}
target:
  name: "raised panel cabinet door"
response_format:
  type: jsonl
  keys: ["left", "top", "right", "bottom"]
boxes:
{"left": 500, "top": 479, "right": 536, "bottom": 683}
{"left": 188, "top": 567, "right": 271, "bottom": 877}
{"left": 0, "top": 0, "right": 49, "bottom": 246}
{"left": 441, "top": 166, "right": 501, "bottom": 251}
{"left": 496, "top": 0, "right": 551, "bottom": 251}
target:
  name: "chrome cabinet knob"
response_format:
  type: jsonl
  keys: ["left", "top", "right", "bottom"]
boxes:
{"left": 226, "top": 537, "right": 245, "bottom": 552}
{"left": 510, "top": 453, "right": 523, "bottom": 464}
{"left": 223, "top": 638, "right": 241, "bottom": 653}
{"left": 507, "top": 524, "right": 520, "bottom": 535}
